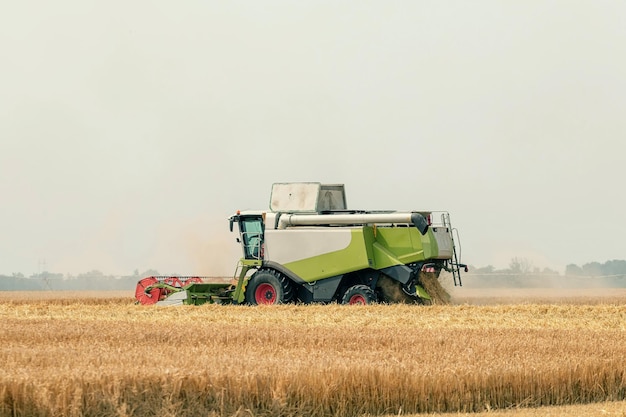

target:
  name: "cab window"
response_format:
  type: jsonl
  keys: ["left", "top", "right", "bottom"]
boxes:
{"left": 240, "top": 217, "right": 263, "bottom": 259}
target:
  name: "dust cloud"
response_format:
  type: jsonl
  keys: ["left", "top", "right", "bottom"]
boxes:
{"left": 441, "top": 272, "right": 626, "bottom": 305}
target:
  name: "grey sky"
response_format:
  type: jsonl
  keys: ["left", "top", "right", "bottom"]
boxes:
{"left": 1, "top": 1, "right": 625, "bottom": 276}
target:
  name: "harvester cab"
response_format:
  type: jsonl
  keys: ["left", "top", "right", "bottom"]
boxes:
{"left": 230, "top": 212, "right": 264, "bottom": 260}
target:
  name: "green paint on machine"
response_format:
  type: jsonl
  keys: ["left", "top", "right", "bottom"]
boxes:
{"left": 281, "top": 225, "right": 442, "bottom": 282}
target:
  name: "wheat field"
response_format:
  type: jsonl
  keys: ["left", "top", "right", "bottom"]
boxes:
{"left": 1, "top": 291, "right": 625, "bottom": 416}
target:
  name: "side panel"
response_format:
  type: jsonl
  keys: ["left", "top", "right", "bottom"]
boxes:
{"left": 431, "top": 227, "right": 452, "bottom": 259}
{"left": 372, "top": 226, "right": 439, "bottom": 267}
{"left": 420, "top": 228, "right": 440, "bottom": 260}
{"left": 264, "top": 228, "right": 370, "bottom": 282}
{"left": 263, "top": 225, "right": 446, "bottom": 283}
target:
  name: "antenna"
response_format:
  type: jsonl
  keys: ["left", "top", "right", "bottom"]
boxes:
{"left": 39, "top": 258, "right": 52, "bottom": 290}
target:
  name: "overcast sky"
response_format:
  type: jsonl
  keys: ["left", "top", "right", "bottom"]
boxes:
{"left": 1, "top": 1, "right": 625, "bottom": 277}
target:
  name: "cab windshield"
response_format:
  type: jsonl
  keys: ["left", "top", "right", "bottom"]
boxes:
{"left": 239, "top": 216, "right": 264, "bottom": 259}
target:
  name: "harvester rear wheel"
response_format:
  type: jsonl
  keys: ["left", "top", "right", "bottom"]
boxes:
{"left": 245, "top": 270, "right": 293, "bottom": 305}
{"left": 341, "top": 285, "right": 377, "bottom": 305}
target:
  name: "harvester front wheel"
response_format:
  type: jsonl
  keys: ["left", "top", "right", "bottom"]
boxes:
{"left": 245, "top": 270, "right": 292, "bottom": 305}
{"left": 341, "top": 285, "right": 377, "bottom": 305}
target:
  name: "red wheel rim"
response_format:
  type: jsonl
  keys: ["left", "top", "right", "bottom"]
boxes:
{"left": 349, "top": 294, "right": 367, "bottom": 305}
{"left": 255, "top": 283, "right": 277, "bottom": 304}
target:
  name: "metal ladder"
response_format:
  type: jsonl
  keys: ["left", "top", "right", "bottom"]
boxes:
{"left": 441, "top": 212, "right": 465, "bottom": 287}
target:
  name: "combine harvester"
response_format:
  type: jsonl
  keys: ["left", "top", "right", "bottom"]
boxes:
{"left": 135, "top": 182, "right": 467, "bottom": 306}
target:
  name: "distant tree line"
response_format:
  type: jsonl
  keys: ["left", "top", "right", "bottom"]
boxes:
{"left": 0, "top": 269, "right": 160, "bottom": 291}
{"left": 2, "top": 259, "right": 626, "bottom": 291}
{"left": 565, "top": 259, "right": 626, "bottom": 277}
{"left": 471, "top": 257, "right": 560, "bottom": 276}
{"left": 471, "top": 258, "right": 626, "bottom": 277}
{"left": 464, "top": 258, "right": 626, "bottom": 289}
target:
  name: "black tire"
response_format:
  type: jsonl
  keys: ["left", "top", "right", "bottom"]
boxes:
{"left": 245, "top": 270, "right": 293, "bottom": 305}
{"left": 341, "top": 284, "right": 377, "bottom": 305}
